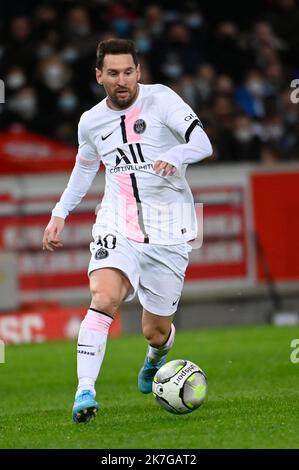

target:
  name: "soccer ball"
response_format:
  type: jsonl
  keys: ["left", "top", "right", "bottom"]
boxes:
{"left": 152, "top": 359, "right": 207, "bottom": 414}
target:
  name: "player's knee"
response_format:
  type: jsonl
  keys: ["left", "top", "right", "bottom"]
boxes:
{"left": 91, "top": 289, "right": 120, "bottom": 315}
{"left": 143, "top": 324, "right": 169, "bottom": 348}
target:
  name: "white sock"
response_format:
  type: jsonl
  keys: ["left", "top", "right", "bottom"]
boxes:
{"left": 76, "top": 308, "right": 113, "bottom": 398}
{"left": 146, "top": 324, "right": 176, "bottom": 364}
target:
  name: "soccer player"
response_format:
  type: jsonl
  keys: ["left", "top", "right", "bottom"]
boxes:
{"left": 42, "top": 39, "right": 212, "bottom": 423}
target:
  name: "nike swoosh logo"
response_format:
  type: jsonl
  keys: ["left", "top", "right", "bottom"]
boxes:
{"left": 101, "top": 132, "right": 113, "bottom": 141}
{"left": 77, "top": 344, "right": 93, "bottom": 348}
{"left": 172, "top": 298, "right": 180, "bottom": 306}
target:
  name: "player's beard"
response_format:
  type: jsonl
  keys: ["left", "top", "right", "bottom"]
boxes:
{"left": 108, "top": 85, "right": 139, "bottom": 110}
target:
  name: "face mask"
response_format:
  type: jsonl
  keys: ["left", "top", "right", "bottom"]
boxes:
{"left": 112, "top": 18, "right": 130, "bottom": 35}
{"left": 75, "top": 25, "right": 90, "bottom": 36}
{"left": 43, "top": 65, "right": 65, "bottom": 90}
{"left": 90, "top": 81, "right": 106, "bottom": 98}
{"left": 266, "top": 125, "right": 284, "bottom": 139}
{"left": 6, "top": 73, "right": 26, "bottom": 89}
{"left": 234, "top": 128, "right": 253, "bottom": 143}
{"left": 181, "top": 85, "right": 196, "bottom": 105}
{"left": 185, "top": 14, "right": 203, "bottom": 28}
{"left": 36, "top": 44, "right": 53, "bottom": 59}
{"left": 246, "top": 79, "right": 265, "bottom": 97}
{"left": 61, "top": 47, "right": 79, "bottom": 63}
{"left": 10, "top": 96, "right": 37, "bottom": 116}
{"left": 136, "top": 37, "right": 151, "bottom": 54}
{"left": 46, "top": 65, "right": 63, "bottom": 79}
{"left": 151, "top": 23, "right": 163, "bottom": 36}
{"left": 195, "top": 78, "right": 211, "bottom": 99}
{"left": 58, "top": 95, "right": 77, "bottom": 111}
{"left": 162, "top": 62, "right": 182, "bottom": 79}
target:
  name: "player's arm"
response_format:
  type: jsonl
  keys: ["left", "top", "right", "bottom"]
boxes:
{"left": 154, "top": 126, "right": 212, "bottom": 175}
{"left": 154, "top": 88, "right": 212, "bottom": 176}
{"left": 43, "top": 114, "right": 101, "bottom": 251}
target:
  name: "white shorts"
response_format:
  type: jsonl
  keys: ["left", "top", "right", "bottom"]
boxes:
{"left": 88, "top": 226, "right": 191, "bottom": 316}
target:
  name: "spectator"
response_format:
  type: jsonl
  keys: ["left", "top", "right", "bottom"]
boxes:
{"left": 234, "top": 68, "right": 268, "bottom": 118}
{"left": 0, "top": 1, "right": 297, "bottom": 165}
{"left": 217, "top": 113, "right": 261, "bottom": 162}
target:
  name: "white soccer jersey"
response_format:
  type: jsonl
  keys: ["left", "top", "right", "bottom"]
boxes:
{"left": 53, "top": 84, "right": 212, "bottom": 244}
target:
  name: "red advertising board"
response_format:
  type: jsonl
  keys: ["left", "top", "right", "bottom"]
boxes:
{"left": 186, "top": 186, "right": 249, "bottom": 281}
{"left": 0, "top": 305, "right": 121, "bottom": 344}
{"left": 0, "top": 212, "right": 94, "bottom": 299}
{"left": 0, "top": 183, "right": 253, "bottom": 302}
{"left": 0, "top": 129, "right": 76, "bottom": 174}
{"left": 251, "top": 171, "right": 299, "bottom": 281}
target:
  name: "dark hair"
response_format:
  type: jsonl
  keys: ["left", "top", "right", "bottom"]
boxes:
{"left": 96, "top": 39, "right": 139, "bottom": 69}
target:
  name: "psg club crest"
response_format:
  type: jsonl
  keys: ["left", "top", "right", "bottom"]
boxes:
{"left": 95, "top": 247, "right": 109, "bottom": 260}
{"left": 133, "top": 119, "right": 146, "bottom": 134}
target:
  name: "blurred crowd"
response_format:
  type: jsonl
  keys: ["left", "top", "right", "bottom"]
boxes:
{"left": 1, "top": 0, "right": 299, "bottom": 164}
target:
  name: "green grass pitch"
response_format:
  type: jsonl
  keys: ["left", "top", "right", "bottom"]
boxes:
{"left": 1, "top": 324, "right": 299, "bottom": 449}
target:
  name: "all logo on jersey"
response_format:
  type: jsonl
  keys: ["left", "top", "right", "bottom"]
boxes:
{"left": 133, "top": 119, "right": 146, "bottom": 134}
{"left": 95, "top": 247, "right": 109, "bottom": 260}
{"left": 115, "top": 144, "right": 145, "bottom": 166}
